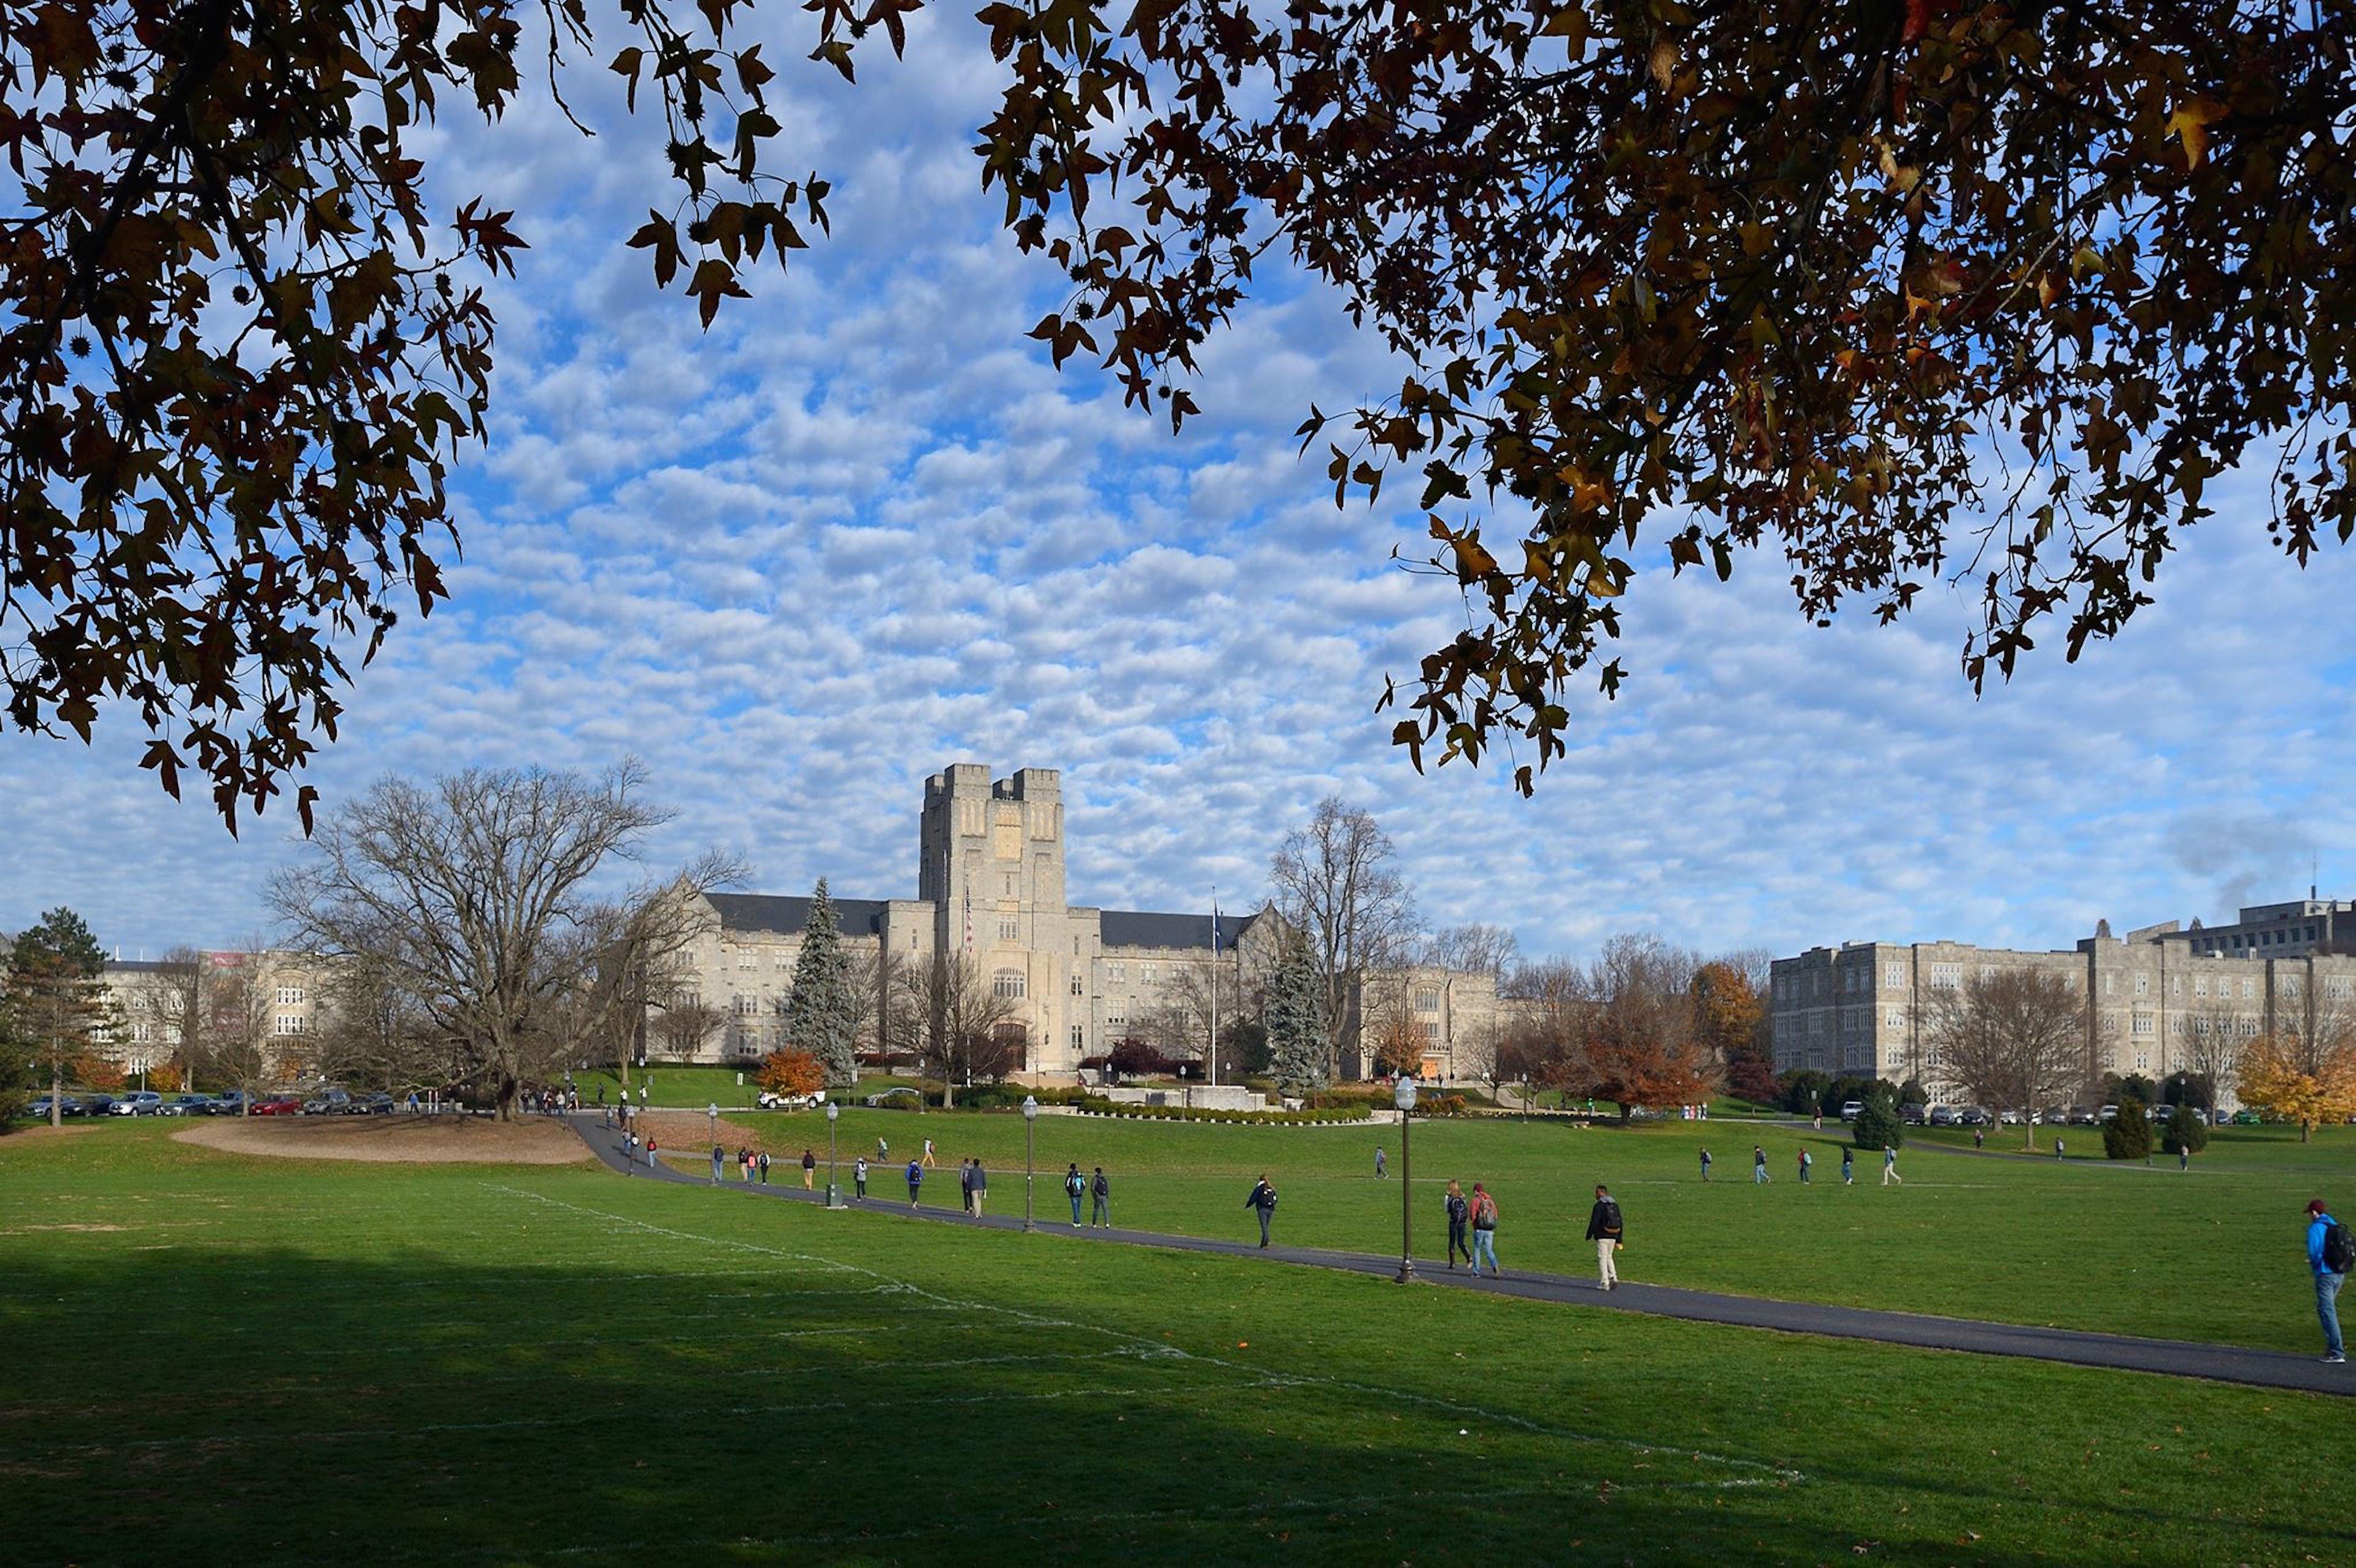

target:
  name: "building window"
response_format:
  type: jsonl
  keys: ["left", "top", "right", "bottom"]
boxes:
{"left": 2194, "top": 976, "right": 2209, "bottom": 997}
{"left": 276, "top": 985, "right": 303, "bottom": 1005}
{"left": 273, "top": 1015, "right": 306, "bottom": 1036}
{"left": 999, "top": 918, "right": 1019, "bottom": 942}
{"left": 2103, "top": 973, "right": 2115, "bottom": 996}
{"left": 1885, "top": 963, "right": 1905, "bottom": 990}
{"left": 2131, "top": 1014, "right": 2154, "bottom": 1036}
{"left": 2241, "top": 978, "right": 2255, "bottom": 999}
{"left": 1885, "top": 1010, "right": 1904, "bottom": 1029}
{"left": 993, "top": 970, "right": 1026, "bottom": 999}
{"left": 1107, "top": 962, "right": 1126, "bottom": 983}
{"left": 1422, "top": 1021, "right": 1440, "bottom": 1043}
{"left": 1070, "top": 977, "right": 1083, "bottom": 996}
{"left": 1928, "top": 963, "right": 1961, "bottom": 990}
{"left": 1415, "top": 988, "right": 1440, "bottom": 1012}
{"left": 1071, "top": 1026, "right": 1084, "bottom": 1051}
{"left": 2134, "top": 974, "right": 2149, "bottom": 996}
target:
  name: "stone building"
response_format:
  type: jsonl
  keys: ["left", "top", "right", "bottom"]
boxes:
{"left": 98, "top": 950, "right": 325, "bottom": 1080}
{"left": 655, "top": 762, "right": 1503, "bottom": 1081}
{"left": 1769, "top": 896, "right": 2356, "bottom": 1105}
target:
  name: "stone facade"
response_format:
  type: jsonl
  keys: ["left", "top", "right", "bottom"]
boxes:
{"left": 99, "top": 950, "right": 323, "bottom": 1078}
{"left": 1770, "top": 897, "right": 2356, "bottom": 1104}
{"left": 656, "top": 762, "right": 1504, "bottom": 1081}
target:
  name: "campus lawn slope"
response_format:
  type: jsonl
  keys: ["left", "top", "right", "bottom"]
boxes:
{"left": 715, "top": 1108, "right": 2356, "bottom": 1353}
{"left": 2, "top": 1124, "right": 2352, "bottom": 1566}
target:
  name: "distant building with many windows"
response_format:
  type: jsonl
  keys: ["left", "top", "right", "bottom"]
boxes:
{"left": 1770, "top": 897, "right": 2356, "bottom": 1104}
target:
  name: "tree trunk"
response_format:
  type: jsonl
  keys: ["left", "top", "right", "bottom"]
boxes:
{"left": 50, "top": 1061, "right": 62, "bottom": 1128}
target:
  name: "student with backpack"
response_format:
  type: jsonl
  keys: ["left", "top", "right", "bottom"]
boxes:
{"left": 905, "top": 1158, "right": 924, "bottom": 1209}
{"left": 2307, "top": 1199, "right": 2352, "bottom": 1363}
{"left": 1090, "top": 1167, "right": 1111, "bottom": 1227}
{"left": 853, "top": 1155, "right": 869, "bottom": 1199}
{"left": 1841, "top": 1147, "right": 1854, "bottom": 1185}
{"left": 1245, "top": 1175, "right": 1278, "bottom": 1247}
{"left": 1468, "top": 1183, "right": 1501, "bottom": 1278}
{"left": 1063, "top": 1163, "right": 1086, "bottom": 1226}
{"left": 1585, "top": 1185, "right": 1624, "bottom": 1289}
{"left": 1798, "top": 1148, "right": 1813, "bottom": 1183}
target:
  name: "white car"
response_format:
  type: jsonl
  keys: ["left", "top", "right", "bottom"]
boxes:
{"left": 109, "top": 1091, "right": 164, "bottom": 1116}
{"left": 756, "top": 1090, "right": 826, "bottom": 1110}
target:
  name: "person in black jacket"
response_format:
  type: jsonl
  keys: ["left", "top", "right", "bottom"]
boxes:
{"left": 1585, "top": 1184, "right": 1625, "bottom": 1290}
{"left": 1443, "top": 1180, "right": 1472, "bottom": 1270}
{"left": 1245, "top": 1175, "right": 1277, "bottom": 1247}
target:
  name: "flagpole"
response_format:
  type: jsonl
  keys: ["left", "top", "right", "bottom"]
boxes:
{"left": 1210, "top": 885, "right": 1219, "bottom": 1088}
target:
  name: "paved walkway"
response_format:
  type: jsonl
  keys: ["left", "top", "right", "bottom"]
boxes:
{"left": 566, "top": 1115, "right": 2350, "bottom": 1397}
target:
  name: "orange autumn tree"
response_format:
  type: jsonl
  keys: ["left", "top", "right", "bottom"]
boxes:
{"left": 756, "top": 1048, "right": 825, "bottom": 1099}
{"left": 1579, "top": 936, "right": 1723, "bottom": 1120}
{"left": 2238, "top": 1032, "right": 2356, "bottom": 1144}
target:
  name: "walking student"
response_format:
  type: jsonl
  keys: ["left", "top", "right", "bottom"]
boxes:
{"left": 645, "top": 1137, "right": 659, "bottom": 1172}
{"left": 1063, "top": 1163, "right": 1086, "bottom": 1227}
{"left": 1752, "top": 1145, "right": 1769, "bottom": 1184}
{"left": 969, "top": 1159, "right": 988, "bottom": 1216}
{"left": 624, "top": 1131, "right": 638, "bottom": 1173}
{"left": 960, "top": 1159, "right": 974, "bottom": 1215}
{"left": 1841, "top": 1147, "right": 1854, "bottom": 1185}
{"left": 802, "top": 1149, "right": 817, "bottom": 1191}
{"left": 1882, "top": 1144, "right": 1902, "bottom": 1186}
{"left": 1374, "top": 1145, "right": 1388, "bottom": 1179}
{"left": 853, "top": 1155, "right": 869, "bottom": 1200}
{"left": 1798, "top": 1148, "right": 1813, "bottom": 1184}
{"left": 1585, "top": 1184, "right": 1624, "bottom": 1290}
{"left": 1090, "top": 1167, "right": 1111, "bottom": 1228}
{"left": 2308, "top": 1199, "right": 2350, "bottom": 1363}
{"left": 710, "top": 1144, "right": 725, "bottom": 1184}
{"left": 922, "top": 1137, "right": 937, "bottom": 1169}
{"left": 905, "top": 1158, "right": 924, "bottom": 1209}
{"left": 1698, "top": 1147, "right": 1712, "bottom": 1182}
{"left": 1444, "top": 1181, "right": 1472, "bottom": 1270}
{"left": 1245, "top": 1174, "right": 1278, "bottom": 1247}
{"left": 1469, "top": 1182, "right": 1501, "bottom": 1278}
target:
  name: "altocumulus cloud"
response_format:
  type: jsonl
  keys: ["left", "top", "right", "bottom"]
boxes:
{"left": 2, "top": 9, "right": 2353, "bottom": 963}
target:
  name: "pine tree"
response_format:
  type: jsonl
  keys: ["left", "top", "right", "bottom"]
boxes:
{"left": 2, "top": 909, "right": 111, "bottom": 1129}
{"left": 1265, "top": 943, "right": 1330, "bottom": 1094}
{"left": 785, "top": 879, "right": 858, "bottom": 1087}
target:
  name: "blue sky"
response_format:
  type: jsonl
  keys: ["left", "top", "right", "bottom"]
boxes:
{"left": 4, "top": 13, "right": 2352, "bottom": 963}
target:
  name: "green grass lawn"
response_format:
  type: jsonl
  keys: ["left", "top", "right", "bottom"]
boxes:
{"left": 3, "top": 1122, "right": 2353, "bottom": 1567}
{"left": 715, "top": 1106, "right": 2356, "bottom": 1353}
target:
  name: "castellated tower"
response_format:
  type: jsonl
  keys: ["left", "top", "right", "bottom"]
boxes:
{"left": 918, "top": 764, "right": 1071, "bottom": 1069}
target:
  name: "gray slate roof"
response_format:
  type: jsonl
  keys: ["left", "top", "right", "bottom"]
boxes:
{"left": 707, "top": 893, "right": 890, "bottom": 937}
{"left": 1099, "top": 909, "right": 1258, "bottom": 952}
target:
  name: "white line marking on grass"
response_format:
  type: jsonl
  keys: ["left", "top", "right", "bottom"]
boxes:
{"left": 479, "top": 1183, "right": 1807, "bottom": 1491}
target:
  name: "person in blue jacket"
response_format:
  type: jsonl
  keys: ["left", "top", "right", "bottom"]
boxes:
{"left": 905, "top": 1158, "right": 924, "bottom": 1209}
{"left": 2308, "top": 1199, "right": 2347, "bottom": 1364}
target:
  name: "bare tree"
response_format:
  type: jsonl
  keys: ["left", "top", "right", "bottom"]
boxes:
{"left": 2178, "top": 994, "right": 2256, "bottom": 1102}
{"left": 147, "top": 947, "right": 207, "bottom": 1088}
{"left": 312, "top": 951, "right": 448, "bottom": 1094}
{"left": 843, "top": 945, "right": 888, "bottom": 1061}
{"left": 1268, "top": 798, "right": 1420, "bottom": 1080}
{"left": 1492, "top": 958, "right": 1592, "bottom": 1108}
{"left": 1422, "top": 922, "right": 1520, "bottom": 1084}
{"left": 190, "top": 948, "right": 276, "bottom": 1113}
{"left": 268, "top": 761, "right": 740, "bottom": 1119}
{"left": 896, "top": 951, "right": 1019, "bottom": 1109}
{"left": 1925, "top": 969, "right": 2085, "bottom": 1148}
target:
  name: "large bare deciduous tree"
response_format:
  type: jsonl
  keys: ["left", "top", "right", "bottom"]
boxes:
{"left": 1269, "top": 798, "right": 1419, "bottom": 1080}
{"left": 266, "top": 761, "right": 740, "bottom": 1118}
{"left": 893, "top": 950, "right": 1018, "bottom": 1109}
{"left": 1924, "top": 968, "right": 2086, "bottom": 1148}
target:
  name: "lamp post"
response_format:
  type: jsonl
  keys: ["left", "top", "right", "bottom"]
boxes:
{"left": 1393, "top": 1075, "right": 1418, "bottom": 1283}
{"left": 1022, "top": 1094, "right": 1039, "bottom": 1232}
{"left": 706, "top": 1101, "right": 718, "bottom": 1142}
{"left": 825, "top": 1101, "right": 845, "bottom": 1208}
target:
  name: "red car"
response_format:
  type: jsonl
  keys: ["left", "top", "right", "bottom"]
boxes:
{"left": 250, "top": 1096, "right": 304, "bottom": 1116}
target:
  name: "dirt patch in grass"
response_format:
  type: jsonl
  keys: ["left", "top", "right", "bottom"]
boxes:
{"left": 174, "top": 1115, "right": 591, "bottom": 1166}
{"left": 0, "top": 1124, "right": 102, "bottom": 1147}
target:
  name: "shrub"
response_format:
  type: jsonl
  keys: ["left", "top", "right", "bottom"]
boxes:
{"left": 2103, "top": 1099, "right": 2155, "bottom": 1159}
{"left": 2161, "top": 1102, "right": 2210, "bottom": 1156}
{"left": 1851, "top": 1097, "right": 1903, "bottom": 1151}
{"left": 1779, "top": 1070, "right": 1830, "bottom": 1116}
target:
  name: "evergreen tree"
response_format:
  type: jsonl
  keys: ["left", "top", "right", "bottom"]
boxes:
{"left": 1850, "top": 1094, "right": 1903, "bottom": 1152}
{"left": 1265, "top": 943, "right": 1330, "bottom": 1094}
{"left": 2103, "top": 1099, "right": 2155, "bottom": 1161}
{"left": 2162, "top": 1102, "right": 2211, "bottom": 1158}
{"left": 785, "top": 880, "right": 858, "bottom": 1087}
{"left": 2, "top": 909, "right": 111, "bottom": 1128}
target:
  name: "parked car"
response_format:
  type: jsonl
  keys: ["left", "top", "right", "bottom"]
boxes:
{"left": 162, "top": 1094, "right": 214, "bottom": 1116}
{"left": 1899, "top": 1103, "right": 1928, "bottom": 1125}
{"left": 2233, "top": 1109, "right": 2262, "bottom": 1124}
{"left": 862, "top": 1087, "right": 923, "bottom": 1109}
{"left": 756, "top": 1090, "right": 825, "bottom": 1110}
{"left": 350, "top": 1093, "right": 395, "bottom": 1115}
{"left": 110, "top": 1091, "right": 164, "bottom": 1116}
{"left": 1998, "top": 1109, "right": 2023, "bottom": 1125}
{"left": 1928, "top": 1107, "right": 1957, "bottom": 1127}
{"left": 213, "top": 1091, "right": 251, "bottom": 1116}
{"left": 1839, "top": 1100, "right": 1864, "bottom": 1121}
{"left": 1958, "top": 1107, "right": 1991, "bottom": 1126}
{"left": 251, "top": 1096, "right": 303, "bottom": 1116}
{"left": 301, "top": 1088, "right": 352, "bottom": 1115}
{"left": 2098, "top": 1104, "right": 2119, "bottom": 1122}
{"left": 28, "top": 1094, "right": 63, "bottom": 1119}
{"left": 2066, "top": 1107, "right": 2097, "bottom": 1126}
{"left": 78, "top": 1095, "right": 118, "bottom": 1117}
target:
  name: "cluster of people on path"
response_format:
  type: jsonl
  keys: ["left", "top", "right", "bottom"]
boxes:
{"left": 1701, "top": 1143, "right": 1892, "bottom": 1186}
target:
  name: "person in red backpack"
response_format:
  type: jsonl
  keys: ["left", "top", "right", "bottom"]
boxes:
{"left": 1468, "top": 1183, "right": 1501, "bottom": 1278}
